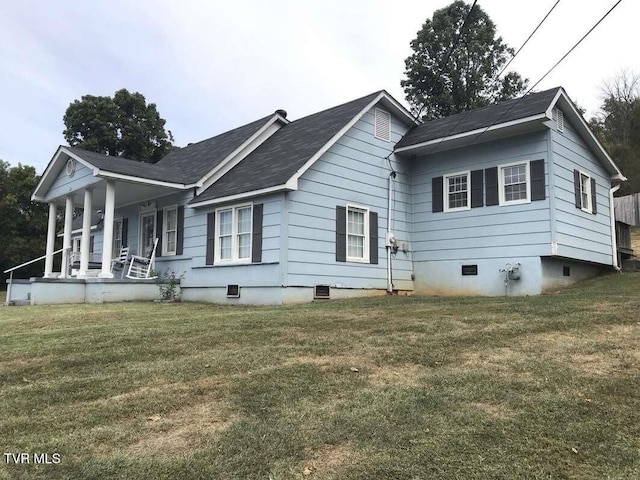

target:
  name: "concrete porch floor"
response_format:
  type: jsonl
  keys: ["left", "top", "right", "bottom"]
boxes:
{"left": 6, "top": 277, "right": 164, "bottom": 305}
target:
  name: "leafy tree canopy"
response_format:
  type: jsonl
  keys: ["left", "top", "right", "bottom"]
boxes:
{"left": 63, "top": 88, "right": 175, "bottom": 163}
{"left": 0, "top": 161, "right": 49, "bottom": 282}
{"left": 402, "top": 0, "right": 527, "bottom": 120}
{"left": 589, "top": 70, "right": 640, "bottom": 196}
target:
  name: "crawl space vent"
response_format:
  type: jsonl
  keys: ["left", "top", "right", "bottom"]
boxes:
{"left": 314, "top": 285, "right": 330, "bottom": 299}
{"left": 461, "top": 265, "right": 478, "bottom": 276}
{"left": 226, "top": 284, "right": 240, "bottom": 298}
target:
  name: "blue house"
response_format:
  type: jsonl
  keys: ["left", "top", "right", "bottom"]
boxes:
{"left": 14, "top": 87, "right": 625, "bottom": 304}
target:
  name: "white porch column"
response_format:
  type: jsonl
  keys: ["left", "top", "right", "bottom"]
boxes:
{"left": 99, "top": 180, "right": 116, "bottom": 278}
{"left": 77, "top": 188, "right": 93, "bottom": 279}
{"left": 43, "top": 203, "right": 57, "bottom": 278}
{"left": 60, "top": 195, "right": 74, "bottom": 279}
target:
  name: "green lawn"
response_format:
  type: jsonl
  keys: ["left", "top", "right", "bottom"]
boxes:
{"left": 1, "top": 274, "right": 639, "bottom": 479}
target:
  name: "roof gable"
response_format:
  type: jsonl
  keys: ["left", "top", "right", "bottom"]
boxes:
{"left": 189, "top": 90, "right": 412, "bottom": 206}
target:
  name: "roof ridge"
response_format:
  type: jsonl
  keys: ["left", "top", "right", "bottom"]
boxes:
{"left": 287, "top": 90, "right": 384, "bottom": 124}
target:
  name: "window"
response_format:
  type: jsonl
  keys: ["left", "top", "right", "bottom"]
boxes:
{"left": 139, "top": 211, "right": 156, "bottom": 257}
{"left": 444, "top": 171, "right": 470, "bottom": 211}
{"left": 499, "top": 161, "right": 530, "bottom": 205}
{"left": 215, "top": 204, "right": 252, "bottom": 263}
{"left": 374, "top": 108, "right": 391, "bottom": 141}
{"left": 163, "top": 206, "right": 178, "bottom": 255}
{"left": 347, "top": 205, "right": 369, "bottom": 262}
{"left": 113, "top": 218, "right": 123, "bottom": 257}
{"left": 579, "top": 171, "right": 592, "bottom": 213}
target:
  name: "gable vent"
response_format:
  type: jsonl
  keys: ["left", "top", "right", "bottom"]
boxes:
{"left": 313, "top": 285, "right": 330, "bottom": 299}
{"left": 552, "top": 108, "right": 564, "bottom": 133}
{"left": 374, "top": 108, "right": 391, "bottom": 141}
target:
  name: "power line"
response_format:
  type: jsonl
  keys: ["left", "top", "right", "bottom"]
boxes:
{"left": 496, "top": 0, "right": 561, "bottom": 79}
{"left": 464, "top": 0, "right": 624, "bottom": 148}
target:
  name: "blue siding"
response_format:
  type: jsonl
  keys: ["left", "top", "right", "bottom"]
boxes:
{"left": 286, "top": 107, "right": 413, "bottom": 290}
{"left": 550, "top": 112, "right": 613, "bottom": 265}
{"left": 411, "top": 131, "right": 552, "bottom": 262}
{"left": 44, "top": 161, "right": 101, "bottom": 202}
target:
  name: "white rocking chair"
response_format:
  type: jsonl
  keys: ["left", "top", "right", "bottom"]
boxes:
{"left": 126, "top": 238, "right": 159, "bottom": 280}
{"left": 110, "top": 246, "right": 130, "bottom": 279}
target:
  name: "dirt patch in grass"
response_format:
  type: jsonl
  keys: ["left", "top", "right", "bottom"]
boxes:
{"left": 299, "top": 444, "right": 357, "bottom": 478}
{"left": 128, "top": 399, "right": 236, "bottom": 456}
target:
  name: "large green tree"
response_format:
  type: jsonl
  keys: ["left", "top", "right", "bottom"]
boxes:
{"left": 589, "top": 71, "right": 640, "bottom": 196}
{"left": 402, "top": 0, "right": 527, "bottom": 120}
{"left": 0, "top": 161, "right": 49, "bottom": 284}
{"left": 63, "top": 88, "right": 175, "bottom": 163}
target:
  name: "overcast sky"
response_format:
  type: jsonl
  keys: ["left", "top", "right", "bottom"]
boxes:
{"left": 1, "top": 0, "right": 637, "bottom": 173}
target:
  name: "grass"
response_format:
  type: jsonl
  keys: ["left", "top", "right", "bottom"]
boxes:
{"left": 1, "top": 274, "right": 640, "bottom": 479}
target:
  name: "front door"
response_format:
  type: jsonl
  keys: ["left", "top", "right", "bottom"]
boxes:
{"left": 139, "top": 212, "right": 156, "bottom": 257}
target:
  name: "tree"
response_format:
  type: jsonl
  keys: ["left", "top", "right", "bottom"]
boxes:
{"left": 63, "top": 88, "right": 175, "bottom": 163}
{"left": 401, "top": 0, "right": 527, "bottom": 120}
{"left": 0, "top": 161, "right": 49, "bottom": 284}
{"left": 589, "top": 70, "right": 640, "bottom": 196}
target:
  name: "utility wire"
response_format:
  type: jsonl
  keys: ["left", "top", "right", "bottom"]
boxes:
{"left": 417, "top": 0, "right": 562, "bottom": 156}
{"left": 463, "top": 0, "right": 623, "bottom": 148}
{"left": 496, "top": 0, "right": 561, "bottom": 79}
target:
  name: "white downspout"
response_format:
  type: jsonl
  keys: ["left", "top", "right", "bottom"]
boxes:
{"left": 387, "top": 171, "right": 396, "bottom": 293}
{"left": 609, "top": 184, "right": 621, "bottom": 270}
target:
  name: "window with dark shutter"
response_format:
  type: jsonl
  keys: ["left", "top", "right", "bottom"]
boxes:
{"left": 176, "top": 206, "right": 184, "bottom": 255}
{"left": 432, "top": 176, "right": 444, "bottom": 212}
{"left": 530, "top": 160, "right": 545, "bottom": 201}
{"left": 156, "top": 210, "right": 163, "bottom": 257}
{"left": 471, "top": 170, "right": 483, "bottom": 208}
{"left": 369, "top": 211, "right": 378, "bottom": 264}
{"left": 122, "top": 218, "right": 128, "bottom": 248}
{"left": 485, "top": 167, "right": 499, "bottom": 206}
{"left": 206, "top": 212, "right": 215, "bottom": 265}
{"left": 336, "top": 206, "right": 346, "bottom": 262}
{"left": 252, "top": 203, "right": 263, "bottom": 263}
{"left": 573, "top": 170, "right": 581, "bottom": 209}
{"left": 591, "top": 178, "right": 597, "bottom": 214}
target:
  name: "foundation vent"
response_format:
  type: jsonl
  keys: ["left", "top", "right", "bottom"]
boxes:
{"left": 314, "top": 285, "right": 330, "bottom": 299}
{"left": 226, "top": 284, "right": 240, "bottom": 298}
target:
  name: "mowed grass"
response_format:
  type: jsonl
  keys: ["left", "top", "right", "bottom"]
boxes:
{"left": 1, "top": 275, "right": 640, "bottom": 479}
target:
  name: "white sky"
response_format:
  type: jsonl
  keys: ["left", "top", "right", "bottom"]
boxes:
{"left": 1, "top": 0, "right": 637, "bottom": 173}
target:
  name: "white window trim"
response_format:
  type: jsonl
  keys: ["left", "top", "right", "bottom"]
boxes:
{"left": 346, "top": 204, "right": 370, "bottom": 263}
{"left": 214, "top": 202, "right": 253, "bottom": 265}
{"left": 374, "top": 108, "right": 391, "bottom": 142}
{"left": 498, "top": 160, "right": 531, "bottom": 206}
{"left": 139, "top": 210, "right": 157, "bottom": 257}
{"left": 579, "top": 170, "right": 593, "bottom": 213}
{"left": 443, "top": 170, "right": 471, "bottom": 212}
{"left": 162, "top": 205, "right": 178, "bottom": 256}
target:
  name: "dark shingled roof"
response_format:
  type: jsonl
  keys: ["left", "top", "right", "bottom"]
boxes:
{"left": 190, "top": 90, "right": 383, "bottom": 204}
{"left": 156, "top": 114, "right": 275, "bottom": 184}
{"left": 396, "top": 87, "right": 561, "bottom": 149}
{"left": 66, "top": 147, "right": 183, "bottom": 183}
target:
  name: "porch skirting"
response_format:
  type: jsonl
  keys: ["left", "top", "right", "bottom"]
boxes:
{"left": 7, "top": 277, "right": 161, "bottom": 305}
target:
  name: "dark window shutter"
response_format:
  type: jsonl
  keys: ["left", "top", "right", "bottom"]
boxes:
{"left": 591, "top": 178, "right": 597, "bottom": 214}
{"left": 369, "top": 211, "right": 378, "bottom": 264}
{"left": 530, "top": 160, "right": 545, "bottom": 201}
{"left": 573, "top": 169, "right": 581, "bottom": 208}
{"left": 485, "top": 167, "right": 499, "bottom": 206}
{"left": 89, "top": 235, "right": 94, "bottom": 253}
{"left": 122, "top": 218, "right": 128, "bottom": 247}
{"left": 336, "top": 206, "right": 346, "bottom": 262}
{"left": 206, "top": 212, "right": 216, "bottom": 265}
{"left": 432, "top": 176, "right": 443, "bottom": 212}
{"left": 471, "top": 170, "right": 484, "bottom": 208}
{"left": 252, "top": 203, "right": 263, "bottom": 263}
{"left": 176, "top": 206, "right": 185, "bottom": 255}
{"left": 156, "top": 210, "right": 163, "bottom": 257}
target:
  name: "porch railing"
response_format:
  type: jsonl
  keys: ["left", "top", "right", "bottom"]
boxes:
{"left": 3, "top": 247, "right": 70, "bottom": 306}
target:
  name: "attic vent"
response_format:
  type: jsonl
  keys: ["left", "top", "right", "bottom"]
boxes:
{"left": 552, "top": 108, "right": 564, "bottom": 133}
{"left": 226, "top": 284, "right": 240, "bottom": 298}
{"left": 313, "top": 285, "right": 330, "bottom": 299}
{"left": 374, "top": 108, "right": 391, "bottom": 141}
